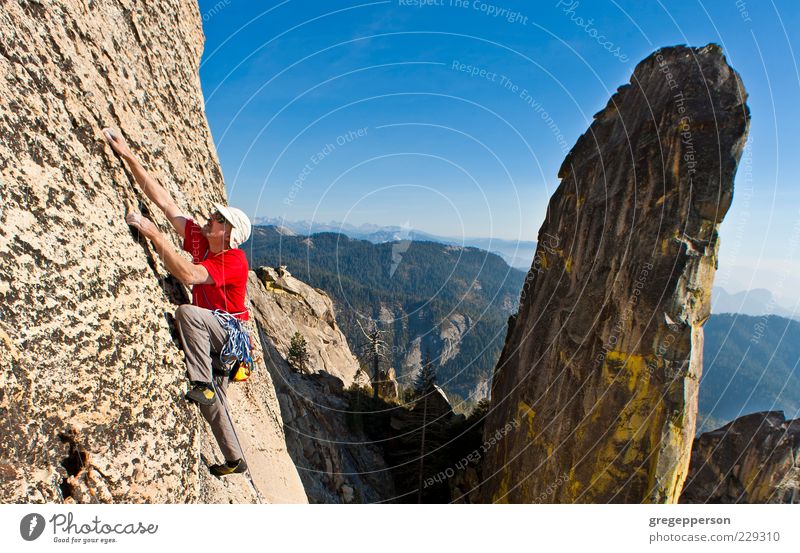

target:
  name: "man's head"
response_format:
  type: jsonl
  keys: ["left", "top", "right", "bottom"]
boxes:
{"left": 202, "top": 204, "right": 251, "bottom": 250}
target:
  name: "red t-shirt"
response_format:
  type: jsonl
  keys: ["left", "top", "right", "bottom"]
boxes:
{"left": 182, "top": 219, "right": 249, "bottom": 320}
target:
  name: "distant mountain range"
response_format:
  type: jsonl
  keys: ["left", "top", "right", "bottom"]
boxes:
{"left": 698, "top": 313, "right": 800, "bottom": 433}
{"left": 253, "top": 217, "right": 537, "bottom": 271}
{"left": 243, "top": 225, "right": 526, "bottom": 403}
{"left": 245, "top": 225, "right": 799, "bottom": 427}
{"left": 712, "top": 286, "right": 798, "bottom": 320}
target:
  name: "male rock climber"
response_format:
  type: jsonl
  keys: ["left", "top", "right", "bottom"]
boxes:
{"left": 103, "top": 127, "right": 252, "bottom": 477}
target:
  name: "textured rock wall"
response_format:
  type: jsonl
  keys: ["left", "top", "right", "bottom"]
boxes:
{"left": 481, "top": 45, "right": 750, "bottom": 503}
{"left": 680, "top": 412, "right": 799, "bottom": 504}
{"left": 0, "top": 0, "right": 305, "bottom": 503}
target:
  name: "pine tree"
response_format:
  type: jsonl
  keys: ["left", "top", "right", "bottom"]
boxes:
{"left": 288, "top": 331, "right": 310, "bottom": 373}
{"left": 414, "top": 348, "right": 437, "bottom": 394}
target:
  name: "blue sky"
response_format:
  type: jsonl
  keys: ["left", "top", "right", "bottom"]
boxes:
{"left": 197, "top": 0, "right": 800, "bottom": 301}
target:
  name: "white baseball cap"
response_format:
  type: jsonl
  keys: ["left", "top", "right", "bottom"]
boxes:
{"left": 214, "top": 203, "right": 251, "bottom": 248}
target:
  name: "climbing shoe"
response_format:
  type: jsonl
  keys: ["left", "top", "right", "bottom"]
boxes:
{"left": 210, "top": 459, "right": 247, "bottom": 477}
{"left": 185, "top": 383, "right": 216, "bottom": 406}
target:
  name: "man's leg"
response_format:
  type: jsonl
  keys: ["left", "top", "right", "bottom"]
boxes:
{"left": 175, "top": 305, "right": 243, "bottom": 463}
{"left": 201, "top": 373, "right": 244, "bottom": 463}
{"left": 175, "top": 304, "right": 227, "bottom": 385}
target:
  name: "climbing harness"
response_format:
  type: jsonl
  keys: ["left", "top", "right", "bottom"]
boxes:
{"left": 212, "top": 309, "right": 253, "bottom": 382}
{"left": 199, "top": 276, "right": 253, "bottom": 381}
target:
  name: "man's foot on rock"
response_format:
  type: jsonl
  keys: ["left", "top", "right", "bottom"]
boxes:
{"left": 210, "top": 458, "right": 247, "bottom": 477}
{"left": 185, "top": 383, "right": 215, "bottom": 406}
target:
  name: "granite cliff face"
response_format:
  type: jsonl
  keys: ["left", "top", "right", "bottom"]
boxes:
{"left": 250, "top": 267, "right": 369, "bottom": 388}
{"left": 247, "top": 268, "right": 395, "bottom": 503}
{"left": 0, "top": 0, "right": 309, "bottom": 503}
{"left": 481, "top": 45, "right": 750, "bottom": 503}
{"left": 680, "top": 412, "right": 799, "bottom": 504}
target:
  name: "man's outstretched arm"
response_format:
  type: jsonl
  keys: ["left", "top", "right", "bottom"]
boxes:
{"left": 126, "top": 212, "right": 213, "bottom": 286}
{"left": 103, "top": 128, "right": 188, "bottom": 238}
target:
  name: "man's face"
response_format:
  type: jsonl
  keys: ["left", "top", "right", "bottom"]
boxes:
{"left": 202, "top": 210, "right": 231, "bottom": 243}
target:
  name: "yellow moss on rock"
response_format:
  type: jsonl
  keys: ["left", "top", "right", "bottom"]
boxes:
{"left": 603, "top": 351, "right": 649, "bottom": 393}
{"left": 588, "top": 350, "right": 676, "bottom": 501}
{"left": 517, "top": 400, "right": 537, "bottom": 440}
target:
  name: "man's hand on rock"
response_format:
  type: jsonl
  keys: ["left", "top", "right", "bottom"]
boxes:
{"left": 126, "top": 212, "right": 160, "bottom": 241}
{"left": 102, "top": 127, "right": 134, "bottom": 161}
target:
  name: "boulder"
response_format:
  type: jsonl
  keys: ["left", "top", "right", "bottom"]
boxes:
{"left": 375, "top": 367, "right": 400, "bottom": 399}
{"left": 680, "top": 411, "right": 800, "bottom": 503}
{"left": 253, "top": 266, "right": 367, "bottom": 387}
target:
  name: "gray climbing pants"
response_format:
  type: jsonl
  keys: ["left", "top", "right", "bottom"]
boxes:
{"left": 174, "top": 304, "right": 243, "bottom": 462}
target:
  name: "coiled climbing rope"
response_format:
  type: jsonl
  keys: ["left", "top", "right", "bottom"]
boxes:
{"left": 212, "top": 309, "right": 253, "bottom": 369}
